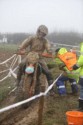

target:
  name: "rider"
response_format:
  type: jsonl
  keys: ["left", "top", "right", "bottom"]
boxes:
{"left": 17, "top": 25, "right": 53, "bottom": 88}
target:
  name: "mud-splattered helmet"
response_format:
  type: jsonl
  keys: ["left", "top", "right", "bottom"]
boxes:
{"left": 37, "top": 25, "right": 48, "bottom": 36}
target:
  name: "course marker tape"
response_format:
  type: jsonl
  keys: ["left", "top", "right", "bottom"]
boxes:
{"left": 0, "top": 73, "right": 62, "bottom": 113}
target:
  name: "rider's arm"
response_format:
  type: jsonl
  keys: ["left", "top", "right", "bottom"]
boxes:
{"left": 44, "top": 39, "right": 52, "bottom": 54}
{"left": 18, "top": 36, "right": 33, "bottom": 50}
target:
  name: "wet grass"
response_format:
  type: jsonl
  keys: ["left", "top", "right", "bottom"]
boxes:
{"left": 0, "top": 78, "right": 15, "bottom": 103}
{"left": 0, "top": 43, "right": 18, "bottom": 52}
{"left": 43, "top": 95, "right": 78, "bottom": 125}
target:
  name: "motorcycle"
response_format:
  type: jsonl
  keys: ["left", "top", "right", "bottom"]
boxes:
{"left": 15, "top": 51, "right": 50, "bottom": 108}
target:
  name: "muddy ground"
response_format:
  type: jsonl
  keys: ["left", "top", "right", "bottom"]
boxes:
{"left": 0, "top": 48, "right": 79, "bottom": 125}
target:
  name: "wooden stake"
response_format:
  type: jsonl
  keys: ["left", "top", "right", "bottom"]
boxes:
{"left": 38, "top": 85, "right": 45, "bottom": 125}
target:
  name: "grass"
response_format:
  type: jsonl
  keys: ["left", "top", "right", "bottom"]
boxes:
{"left": 43, "top": 96, "right": 78, "bottom": 125}
{"left": 0, "top": 78, "right": 15, "bottom": 102}
{"left": 0, "top": 43, "right": 18, "bottom": 52}
{"left": 29, "top": 93, "right": 78, "bottom": 125}
{"left": 0, "top": 44, "right": 17, "bottom": 104}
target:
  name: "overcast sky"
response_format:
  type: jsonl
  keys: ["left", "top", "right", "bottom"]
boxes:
{"left": 0, "top": 0, "right": 83, "bottom": 33}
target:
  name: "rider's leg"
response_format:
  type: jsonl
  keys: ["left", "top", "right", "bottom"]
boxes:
{"left": 69, "top": 78, "right": 78, "bottom": 94}
{"left": 39, "top": 59, "right": 54, "bottom": 95}
{"left": 39, "top": 58, "right": 53, "bottom": 82}
{"left": 78, "top": 99, "right": 83, "bottom": 111}
{"left": 16, "top": 58, "right": 26, "bottom": 86}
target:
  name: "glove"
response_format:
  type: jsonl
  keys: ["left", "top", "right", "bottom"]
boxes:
{"left": 72, "top": 64, "right": 79, "bottom": 70}
{"left": 16, "top": 48, "right": 26, "bottom": 55}
{"left": 59, "top": 64, "right": 66, "bottom": 70}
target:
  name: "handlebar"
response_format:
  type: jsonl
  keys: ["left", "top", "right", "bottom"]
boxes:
{"left": 15, "top": 50, "right": 54, "bottom": 58}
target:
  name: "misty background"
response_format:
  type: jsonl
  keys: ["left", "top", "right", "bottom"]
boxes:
{"left": 0, "top": 0, "right": 83, "bottom": 45}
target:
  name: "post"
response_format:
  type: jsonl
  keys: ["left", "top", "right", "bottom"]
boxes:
{"left": 38, "top": 85, "right": 45, "bottom": 125}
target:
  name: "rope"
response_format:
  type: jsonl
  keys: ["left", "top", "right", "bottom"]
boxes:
{"left": 0, "top": 73, "right": 62, "bottom": 113}
{"left": 9, "top": 69, "right": 17, "bottom": 79}
{"left": 0, "top": 54, "right": 19, "bottom": 82}
{"left": 0, "top": 66, "right": 18, "bottom": 82}
{"left": 53, "top": 42, "right": 79, "bottom": 48}
{"left": 0, "top": 74, "right": 10, "bottom": 82}
{"left": 0, "top": 54, "right": 16, "bottom": 65}
{"left": 10, "top": 55, "right": 18, "bottom": 69}
{"left": 0, "top": 69, "right": 9, "bottom": 74}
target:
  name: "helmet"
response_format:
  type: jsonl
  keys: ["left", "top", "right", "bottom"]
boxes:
{"left": 58, "top": 48, "right": 67, "bottom": 55}
{"left": 26, "top": 51, "right": 39, "bottom": 64}
{"left": 55, "top": 48, "right": 67, "bottom": 55}
{"left": 37, "top": 25, "right": 48, "bottom": 35}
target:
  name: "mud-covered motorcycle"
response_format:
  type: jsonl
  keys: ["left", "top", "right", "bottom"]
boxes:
{"left": 15, "top": 51, "right": 52, "bottom": 108}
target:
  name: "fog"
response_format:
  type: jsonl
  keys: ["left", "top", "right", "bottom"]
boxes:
{"left": 0, "top": 0, "right": 83, "bottom": 33}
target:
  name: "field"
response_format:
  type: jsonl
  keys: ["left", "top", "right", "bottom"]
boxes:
{"left": 0, "top": 44, "right": 79, "bottom": 125}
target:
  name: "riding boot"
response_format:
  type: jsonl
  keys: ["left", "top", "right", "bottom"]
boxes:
{"left": 78, "top": 99, "right": 83, "bottom": 112}
{"left": 71, "top": 83, "right": 78, "bottom": 95}
{"left": 16, "top": 62, "right": 25, "bottom": 86}
{"left": 16, "top": 64, "right": 22, "bottom": 85}
{"left": 15, "top": 63, "right": 25, "bottom": 102}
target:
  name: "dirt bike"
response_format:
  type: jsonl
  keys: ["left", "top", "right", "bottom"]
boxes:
{"left": 15, "top": 51, "right": 52, "bottom": 108}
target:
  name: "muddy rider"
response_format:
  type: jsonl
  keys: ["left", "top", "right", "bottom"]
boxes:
{"left": 17, "top": 25, "right": 53, "bottom": 87}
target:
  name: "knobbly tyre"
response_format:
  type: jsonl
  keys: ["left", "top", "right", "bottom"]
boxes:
{"left": 15, "top": 51, "right": 53, "bottom": 108}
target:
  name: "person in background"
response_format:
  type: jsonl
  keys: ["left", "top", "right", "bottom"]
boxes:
{"left": 48, "top": 48, "right": 79, "bottom": 96}
{"left": 72, "top": 42, "right": 83, "bottom": 111}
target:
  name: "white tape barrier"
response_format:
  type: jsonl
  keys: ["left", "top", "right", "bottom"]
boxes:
{"left": 0, "top": 66, "right": 18, "bottom": 82}
{"left": 0, "top": 71, "right": 13, "bottom": 82}
{"left": 45, "top": 73, "right": 62, "bottom": 95}
{"left": 0, "top": 55, "right": 18, "bottom": 75}
{"left": 0, "top": 69, "right": 9, "bottom": 74}
{"left": 0, "top": 74, "right": 10, "bottom": 82}
{"left": 0, "top": 73, "right": 62, "bottom": 113}
{"left": 0, "top": 93, "right": 44, "bottom": 113}
{"left": 9, "top": 87, "right": 17, "bottom": 95}
{"left": 0, "top": 55, "right": 19, "bottom": 72}
{"left": 17, "top": 55, "right": 22, "bottom": 64}
{"left": 9, "top": 66, "right": 18, "bottom": 79}
{"left": 53, "top": 42, "right": 79, "bottom": 48}
{"left": 0, "top": 54, "right": 18, "bottom": 82}
{"left": 10, "top": 55, "right": 18, "bottom": 69}
{"left": 12, "top": 66, "right": 18, "bottom": 72}
{"left": 0, "top": 54, "right": 16, "bottom": 65}
{"left": 9, "top": 69, "right": 17, "bottom": 79}
{"left": 51, "top": 43, "right": 80, "bottom": 55}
